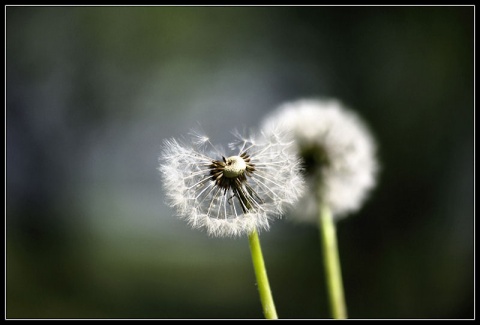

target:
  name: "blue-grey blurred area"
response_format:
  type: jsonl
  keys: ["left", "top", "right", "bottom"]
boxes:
{"left": 6, "top": 6, "right": 473, "bottom": 319}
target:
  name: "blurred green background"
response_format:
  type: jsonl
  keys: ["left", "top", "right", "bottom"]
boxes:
{"left": 6, "top": 6, "right": 473, "bottom": 319}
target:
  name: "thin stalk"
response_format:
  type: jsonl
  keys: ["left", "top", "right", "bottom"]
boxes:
{"left": 319, "top": 201, "right": 348, "bottom": 319}
{"left": 248, "top": 228, "right": 278, "bottom": 319}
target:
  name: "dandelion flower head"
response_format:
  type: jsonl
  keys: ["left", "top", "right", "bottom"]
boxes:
{"left": 261, "top": 98, "right": 379, "bottom": 221}
{"left": 159, "top": 127, "right": 305, "bottom": 237}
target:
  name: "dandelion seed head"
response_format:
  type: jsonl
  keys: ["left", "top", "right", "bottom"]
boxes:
{"left": 261, "top": 98, "right": 379, "bottom": 221}
{"left": 159, "top": 127, "right": 305, "bottom": 237}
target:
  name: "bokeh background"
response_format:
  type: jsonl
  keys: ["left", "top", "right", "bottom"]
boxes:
{"left": 6, "top": 6, "right": 474, "bottom": 319}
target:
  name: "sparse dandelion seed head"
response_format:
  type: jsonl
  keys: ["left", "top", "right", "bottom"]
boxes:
{"left": 261, "top": 98, "right": 379, "bottom": 221}
{"left": 159, "top": 128, "right": 305, "bottom": 237}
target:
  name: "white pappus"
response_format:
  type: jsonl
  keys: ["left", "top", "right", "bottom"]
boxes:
{"left": 261, "top": 98, "right": 379, "bottom": 221}
{"left": 159, "top": 127, "right": 305, "bottom": 237}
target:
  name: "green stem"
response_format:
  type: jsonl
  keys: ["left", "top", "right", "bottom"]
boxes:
{"left": 319, "top": 202, "right": 348, "bottom": 319}
{"left": 248, "top": 228, "right": 278, "bottom": 319}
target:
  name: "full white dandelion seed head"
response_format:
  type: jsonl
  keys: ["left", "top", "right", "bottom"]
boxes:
{"left": 261, "top": 98, "right": 379, "bottom": 221}
{"left": 158, "top": 127, "right": 305, "bottom": 237}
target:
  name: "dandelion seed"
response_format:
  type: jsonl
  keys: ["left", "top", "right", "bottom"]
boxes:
{"left": 261, "top": 98, "right": 379, "bottom": 319}
{"left": 159, "top": 127, "right": 304, "bottom": 237}
{"left": 261, "top": 98, "right": 379, "bottom": 221}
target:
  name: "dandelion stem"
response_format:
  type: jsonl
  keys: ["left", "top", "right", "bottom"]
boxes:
{"left": 248, "top": 228, "right": 278, "bottom": 319}
{"left": 319, "top": 201, "right": 348, "bottom": 319}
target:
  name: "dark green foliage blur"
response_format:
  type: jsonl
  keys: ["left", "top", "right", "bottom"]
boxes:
{"left": 6, "top": 6, "right": 473, "bottom": 319}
